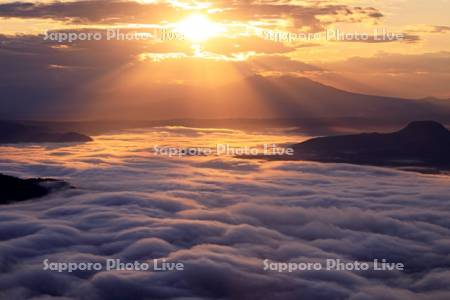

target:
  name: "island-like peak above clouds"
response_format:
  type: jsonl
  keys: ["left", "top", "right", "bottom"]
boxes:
{"left": 238, "top": 120, "right": 450, "bottom": 173}
{"left": 397, "top": 120, "right": 450, "bottom": 138}
{"left": 289, "top": 121, "right": 450, "bottom": 172}
{"left": 0, "top": 121, "right": 92, "bottom": 144}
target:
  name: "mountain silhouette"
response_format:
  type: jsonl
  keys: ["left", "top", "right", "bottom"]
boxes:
{"left": 290, "top": 121, "right": 450, "bottom": 170}
{"left": 0, "top": 121, "right": 93, "bottom": 144}
{"left": 227, "top": 76, "right": 450, "bottom": 121}
{"left": 13, "top": 75, "right": 449, "bottom": 124}
{"left": 148, "top": 75, "right": 450, "bottom": 122}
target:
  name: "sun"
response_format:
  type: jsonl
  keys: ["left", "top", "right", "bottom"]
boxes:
{"left": 175, "top": 14, "right": 223, "bottom": 42}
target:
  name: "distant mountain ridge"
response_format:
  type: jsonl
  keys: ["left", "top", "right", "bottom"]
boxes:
{"left": 290, "top": 121, "right": 450, "bottom": 171}
{"left": 224, "top": 76, "right": 450, "bottom": 121}
{"left": 242, "top": 121, "right": 450, "bottom": 173}
{"left": 0, "top": 121, "right": 92, "bottom": 144}
{"left": 3, "top": 75, "right": 449, "bottom": 123}
{"left": 120, "top": 75, "right": 450, "bottom": 122}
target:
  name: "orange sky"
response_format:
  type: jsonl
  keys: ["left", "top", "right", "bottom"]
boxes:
{"left": 0, "top": 0, "right": 449, "bottom": 101}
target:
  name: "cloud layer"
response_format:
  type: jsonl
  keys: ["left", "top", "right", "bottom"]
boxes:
{"left": 0, "top": 127, "right": 450, "bottom": 299}
{"left": 0, "top": 0, "right": 383, "bottom": 30}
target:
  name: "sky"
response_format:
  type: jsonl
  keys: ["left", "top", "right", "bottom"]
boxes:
{"left": 0, "top": 0, "right": 449, "bottom": 120}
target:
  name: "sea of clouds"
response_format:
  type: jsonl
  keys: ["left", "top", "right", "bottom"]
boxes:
{"left": 0, "top": 127, "right": 449, "bottom": 300}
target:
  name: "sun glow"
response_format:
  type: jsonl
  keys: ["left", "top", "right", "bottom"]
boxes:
{"left": 175, "top": 14, "right": 223, "bottom": 42}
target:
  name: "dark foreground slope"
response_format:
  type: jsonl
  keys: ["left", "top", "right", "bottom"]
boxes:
{"left": 0, "top": 174, "right": 70, "bottom": 204}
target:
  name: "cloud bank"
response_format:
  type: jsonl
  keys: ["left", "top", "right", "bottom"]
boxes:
{"left": 0, "top": 128, "right": 449, "bottom": 299}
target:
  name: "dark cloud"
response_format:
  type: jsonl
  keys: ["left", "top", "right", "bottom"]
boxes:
{"left": 0, "top": 1, "right": 184, "bottom": 24}
{"left": 212, "top": 2, "right": 384, "bottom": 32}
{"left": 0, "top": 0, "right": 384, "bottom": 31}
{"left": 406, "top": 25, "right": 450, "bottom": 34}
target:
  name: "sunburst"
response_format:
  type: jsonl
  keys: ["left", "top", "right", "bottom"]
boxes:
{"left": 175, "top": 14, "right": 224, "bottom": 43}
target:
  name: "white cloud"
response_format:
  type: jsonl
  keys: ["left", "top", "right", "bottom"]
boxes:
{"left": 0, "top": 128, "right": 449, "bottom": 299}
